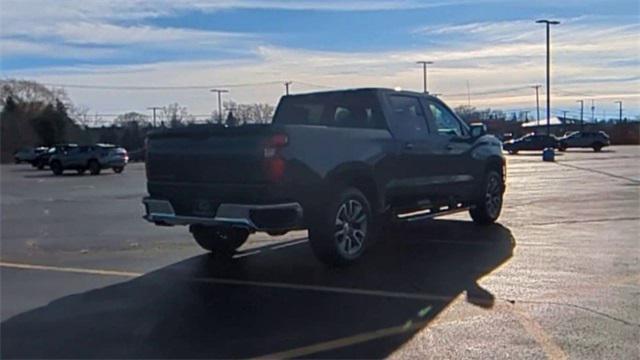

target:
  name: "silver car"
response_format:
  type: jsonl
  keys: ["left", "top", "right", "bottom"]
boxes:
{"left": 558, "top": 131, "right": 610, "bottom": 152}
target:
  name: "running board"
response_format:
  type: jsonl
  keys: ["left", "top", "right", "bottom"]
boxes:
{"left": 395, "top": 204, "right": 472, "bottom": 222}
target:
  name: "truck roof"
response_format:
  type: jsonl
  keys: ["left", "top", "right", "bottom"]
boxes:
{"left": 284, "top": 87, "right": 440, "bottom": 99}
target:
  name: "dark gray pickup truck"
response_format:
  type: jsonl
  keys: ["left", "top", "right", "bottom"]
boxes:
{"left": 143, "top": 88, "right": 505, "bottom": 265}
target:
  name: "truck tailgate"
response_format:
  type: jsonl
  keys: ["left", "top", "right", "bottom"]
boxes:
{"left": 146, "top": 124, "right": 274, "bottom": 185}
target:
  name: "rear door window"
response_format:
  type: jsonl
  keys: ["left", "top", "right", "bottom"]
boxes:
{"left": 387, "top": 95, "right": 429, "bottom": 139}
{"left": 274, "top": 91, "right": 386, "bottom": 129}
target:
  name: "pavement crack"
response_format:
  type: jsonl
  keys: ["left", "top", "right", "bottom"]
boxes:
{"left": 555, "top": 161, "right": 640, "bottom": 184}
{"left": 502, "top": 298, "right": 640, "bottom": 327}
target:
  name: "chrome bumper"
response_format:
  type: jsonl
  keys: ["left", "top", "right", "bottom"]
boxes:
{"left": 142, "top": 197, "right": 303, "bottom": 231}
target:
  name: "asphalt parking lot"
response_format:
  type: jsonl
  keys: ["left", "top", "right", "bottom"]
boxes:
{"left": 1, "top": 146, "right": 639, "bottom": 359}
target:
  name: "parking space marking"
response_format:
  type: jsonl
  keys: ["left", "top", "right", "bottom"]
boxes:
{"left": 0, "top": 261, "right": 142, "bottom": 278}
{"left": 270, "top": 238, "right": 309, "bottom": 250}
{"left": 0, "top": 260, "right": 452, "bottom": 302}
{"left": 510, "top": 306, "right": 567, "bottom": 360}
{"left": 253, "top": 317, "right": 431, "bottom": 359}
{"left": 192, "top": 277, "right": 453, "bottom": 302}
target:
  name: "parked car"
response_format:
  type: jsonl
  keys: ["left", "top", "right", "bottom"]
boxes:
{"left": 34, "top": 144, "right": 78, "bottom": 170}
{"left": 502, "top": 133, "right": 558, "bottom": 154}
{"left": 143, "top": 88, "right": 506, "bottom": 265}
{"left": 558, "top": 131, "right": 610, "bottom": 152}
{"left": 13, "top": 147, "right": 48, "bottom": 164}
{"left": 49, "top": 144, "right": 129, "bottom": 175}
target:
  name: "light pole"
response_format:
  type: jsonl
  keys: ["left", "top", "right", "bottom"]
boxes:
{"left": 416, "top": 61, "right": 433, "bottom": 93}
{"left": 210, "top": 89, "right": 229, "bottom": 123}
{"left": 532, "top": 85, "right": 542, "bottom": 126}
{"left": 614, "top": 101, "right": 623, "bottom": 122}
{"left": 536, "top": 19, "right": 560, "bottom": 135}
{"left": 576, "top": 100, "right": 584, "bottom": 130}
{"left": 147, "top": 106, "right": 162, "bottom": 127}
{"left": 284, "top": 81, "right": 292, "bottom": 95}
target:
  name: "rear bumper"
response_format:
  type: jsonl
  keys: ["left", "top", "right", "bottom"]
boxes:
{"left": 142, "top": 197, "right": 304, "bottom": 231}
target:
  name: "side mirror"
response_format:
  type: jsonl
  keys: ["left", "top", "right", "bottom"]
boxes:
{"left": 470, "top": 123, "right": 487, "bottom": 138}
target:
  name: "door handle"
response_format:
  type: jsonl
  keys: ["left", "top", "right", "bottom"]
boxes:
{"left": 404, "top": 142, "right": 414, "bottom": 150}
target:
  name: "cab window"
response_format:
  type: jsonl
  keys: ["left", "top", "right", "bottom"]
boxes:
{"left": 425, "top": 100, "right": 467, "bottom": 137}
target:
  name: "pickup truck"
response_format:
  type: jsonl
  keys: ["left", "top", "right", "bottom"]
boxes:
{"left": 143, "top": 88, "right": 506, "bottom": 265}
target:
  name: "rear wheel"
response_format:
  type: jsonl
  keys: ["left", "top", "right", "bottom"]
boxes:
{"left": 77, "top": 168, "right": 86, "bottom": 175}
{"left": 592, "top": 143, "right": 603, "bottom": 152}
{"left": 113, "top": 166, "right": 124, "bottom": 174}
{"left": 88, "top": 160, "right": 101, "bottom": 175}
{"left": 37, "top": 160, "right": 46, "bottom": 170}
{"left": 190, "top": 225, "right": 249, "bottom": 256}
{"left": 50, "top": 161, "right": 63, "bottom": 175}
{"left": 470, "top": 171, "right": 503, "bottom": 225}
{"left": 308, "top": 187, "right": 372, "bottom": 266}
{"left": 558, "top": 143, "right": 567, "bottom": 151}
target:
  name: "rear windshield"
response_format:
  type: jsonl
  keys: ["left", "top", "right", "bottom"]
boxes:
{"left": 273, "top": 91, "right": 386, "bottom": 129}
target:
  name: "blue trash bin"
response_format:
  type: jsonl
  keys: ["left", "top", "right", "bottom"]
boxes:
{"left": 543, "top": 147, "right": 555, "bottom": 162}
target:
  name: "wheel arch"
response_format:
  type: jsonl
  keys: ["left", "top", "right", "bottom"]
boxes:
{"left": 324, "top": 162, "right": 384, "bottom": 214}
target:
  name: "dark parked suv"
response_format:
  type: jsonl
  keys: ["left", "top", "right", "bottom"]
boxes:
{"left": 143, "top": 88, "right": 506, "bottom": 265}
{"left": 502, "top": 133, "right": 558, "bottom": 154}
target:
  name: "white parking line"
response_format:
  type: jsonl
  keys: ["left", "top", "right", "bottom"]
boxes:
{"left": 0, "top": 261, "right": 142, "bottom": 278}
{"left": 270, "top": 239, "right": 309, "bottom": 250}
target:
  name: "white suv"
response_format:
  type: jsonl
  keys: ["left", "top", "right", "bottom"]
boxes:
{"left": 558, "top": 131, "right": 610, "bottom": 152}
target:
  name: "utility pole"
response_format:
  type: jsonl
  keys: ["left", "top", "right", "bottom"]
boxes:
{"left": 576, "top": 100, "right": 584, "bottom": 130}
{"left": 532, "top": 85, "right": 542, "bottom": 126}
{"left": 210, "top": 89, "right": 229, "bottom": 123}
{"left": 536, "top": 19, "right": 560, "bottom": 135}
{"left": 614, "top": 101, "right": 623, "bottom": 122}
{"left": 591, "top": 99, "right": 595, "bottom": 122}
{"left": 416, "top": 61, "right": 433, "bottom": 93}
{"left": 562, "top": 110, "right": 568, "bottom": 122}
{"left": 284, "top": 81, "right": 292, "bottom": 95}
{"left": 147, "top": 106, "right": 162, "bottom": 127}
{"left": 466, "top": 80, "right": 471, "bottom": 106}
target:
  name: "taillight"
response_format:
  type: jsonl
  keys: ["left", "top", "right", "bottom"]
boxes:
{"left": 263, "top": 133, "right": 288, "bottom": 181}
{"left": 264, "top": 133, "right": 288, "bottom": 158}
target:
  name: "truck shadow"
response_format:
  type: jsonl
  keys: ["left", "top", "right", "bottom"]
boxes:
{"left": 1, "top": 220, "right": 514, "bottom": 359}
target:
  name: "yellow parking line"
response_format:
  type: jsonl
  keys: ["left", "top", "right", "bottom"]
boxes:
{"left": 0, "top": 261, "right": 142, "bottom": 278}
{"left": 253, "top": 318, "right": 431, "bottom": 360}
{"left": 510, "top": 306, "right": 567, "bottom": 360}
{"left": 192, "top": 277, "right": 452, "bottom": 302}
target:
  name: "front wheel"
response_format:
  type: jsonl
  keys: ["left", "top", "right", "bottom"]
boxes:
{"left": 470, "top": 171, "right": 504, "bottom": 225}
{"left": 88, "top": 160, "right": 101, "bottom": 175}
{"left": 113, "top": 166, "right": 124, "bottom": 174}
{"left": 190, "top": 226, "right": 249, "bottom": 256}
{"left": 50, "top": 161, "right": 63, "bottom": 175}
{"left": 308, "top": 187, "right": 372, "bottom": 266}
{"left": 592, "top": 143, "right": 603, "bottom": 152}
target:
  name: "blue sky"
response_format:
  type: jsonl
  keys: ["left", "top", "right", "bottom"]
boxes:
{"left": 1, "top": 0, "right": 639, "bottom": 119}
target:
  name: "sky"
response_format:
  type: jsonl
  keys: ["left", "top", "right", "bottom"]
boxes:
{"left": 1, "top": 0, "right": 639, "bottom": 122}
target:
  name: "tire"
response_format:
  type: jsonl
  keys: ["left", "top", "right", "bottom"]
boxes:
{"left": 77, "top": 168, "right": 86, "bottom": 175}
{"left": 470, "top": 170, "right": 504, "bottom": 225}
{"left": 592, "top": 143, "right": 603, "bottom": 152}
{"left": 113, "top": 166, "right": 124, "bottom": 174}
{"left": 190, "top": 225, "right": 249, "bottom": 256}
{"left": 37, "top": 160, "right": 45, "bottom": 170}
{"left": 558, "top": 143, "right": 567, "bottom": 152}
{"left": 14, "top": 159, "right": 21, "bottom": 164}
{"left": 88, "top": 160, "right": 101, "bottom": 175}
{"left": 50, "top": 161, "right": 63, "bottom": 175}
{"left": 308, "top": 187, "right": 372, "bottom": 266}
{"left": 508, "top": 150, "right": 518, "bottom": 155}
